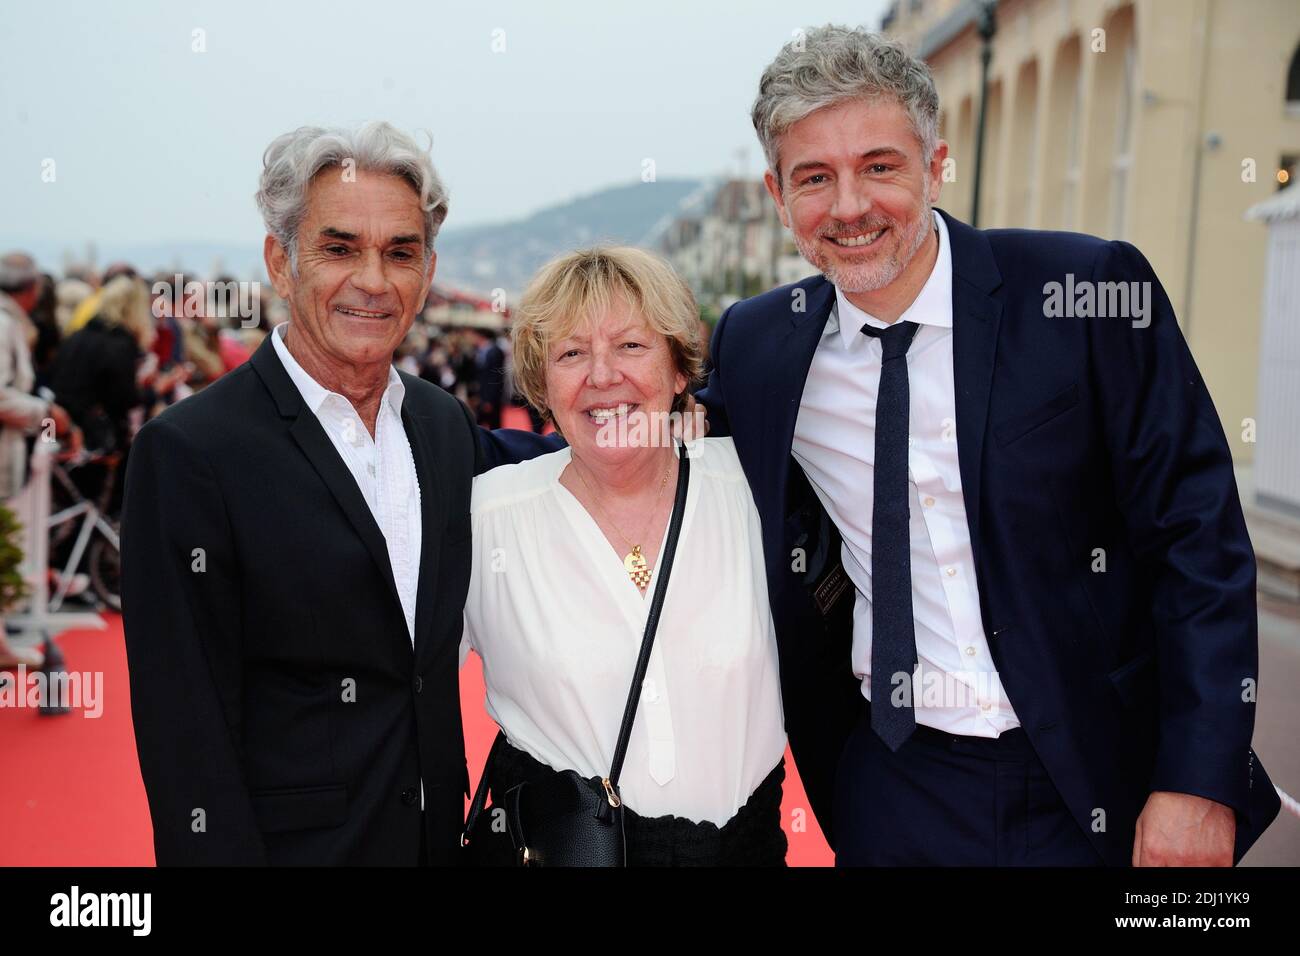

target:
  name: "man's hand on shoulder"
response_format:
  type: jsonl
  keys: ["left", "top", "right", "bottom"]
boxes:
{"left": 672, "top": 394, "right": 709, "bottom": 442}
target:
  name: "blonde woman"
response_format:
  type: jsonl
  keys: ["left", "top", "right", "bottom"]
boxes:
{"left": 461, "top": 247, "right": 787, "bottom": 866}
{"left": 51, "top": 276, "right": 162, "bottom": 453}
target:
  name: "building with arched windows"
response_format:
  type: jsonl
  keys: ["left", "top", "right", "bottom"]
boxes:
{"left": 883, "top": 0, "right": 1300, "bottom": 465}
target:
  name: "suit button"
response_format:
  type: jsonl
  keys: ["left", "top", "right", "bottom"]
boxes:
{"left": 414, "top": 676, "right": 424, "bottom": 694}
{"left": 401, "top": 787, "right": 419, "bottom": 806}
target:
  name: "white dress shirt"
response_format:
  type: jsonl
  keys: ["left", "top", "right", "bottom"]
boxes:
{"left": 791, "top": 211, "right": 1020, "bottom": 736}
{"left": 462, "top": 437, "right": 787, "bottom": 826}
{"left": 271, "top": 322, "right": 422, "bottom": 644}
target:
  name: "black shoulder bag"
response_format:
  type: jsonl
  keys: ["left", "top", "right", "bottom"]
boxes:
{"left": 462, "top": 440, "right": 690, "bottom": 866}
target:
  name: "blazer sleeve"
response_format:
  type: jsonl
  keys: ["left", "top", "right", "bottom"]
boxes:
{"left": 453, "top": 391, "right": 562, "bottom": 472}
{"left": 0, "top": 386, "right": 47, "bottom": 432}
{"left": 0, "top": 315, "right": 47, "bottom": 430}
{"left": 694, "top": 304, "right": 733, "bottom": 437}
{"left": 102, "top": 338, "right": 143, "bottom": 424}
{"left": 1086, "top": 239, "right": 1259, "bottom": 820}
{"left": 474, "top": 424, "right": 565, "bottom": 472}
{"left": 121, "top": 415, "right": 268, "bottom": 865}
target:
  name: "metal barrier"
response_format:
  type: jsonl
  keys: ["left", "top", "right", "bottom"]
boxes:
{"left": 5, "top": 441, "right": 105, "bottom": 640}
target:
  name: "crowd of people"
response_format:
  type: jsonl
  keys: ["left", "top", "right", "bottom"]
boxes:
{"left": 398, "top": 324, "right": 522, "bottom": 431}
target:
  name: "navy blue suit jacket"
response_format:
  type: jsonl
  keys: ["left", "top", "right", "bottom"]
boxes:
{"left": 690, "top": 207, "right": 1279, "bottom": 864}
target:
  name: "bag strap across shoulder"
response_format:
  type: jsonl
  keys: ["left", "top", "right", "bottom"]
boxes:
{"left": 605, "top": 440, "right": 689, "bottom": 796}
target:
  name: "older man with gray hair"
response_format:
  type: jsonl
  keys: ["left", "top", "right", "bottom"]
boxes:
{"left": 0, "top": 253, "right": 77, "bottom": 499}
{"left": 121, "top": 122, "right": 479, "bottom": 865}
{"left": 695, "top": 24, "right": 1279, "bottom": 866}
{"left": 0, "top": 253, "right": 81, "bottom": 669}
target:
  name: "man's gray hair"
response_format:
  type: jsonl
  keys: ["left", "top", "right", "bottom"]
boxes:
{"left": 0, "top": 252, "right": 39, "bottom": 293}
{"left": 752, "top": 25, "right": 939, "bottom": 188}
{"left": 255, "top": 121, "right": 449, "bottom": 270}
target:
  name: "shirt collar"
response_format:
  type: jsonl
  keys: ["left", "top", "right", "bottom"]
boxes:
{"left": 830, "top": 209, "right": 953, "bottom": 351}
{"left": 272, "top": 322, "right": 405, "bottom": 417}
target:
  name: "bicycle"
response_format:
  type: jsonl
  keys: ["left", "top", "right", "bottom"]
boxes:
{"left": 47, "top": 449, "right": 122, "bottom": 612}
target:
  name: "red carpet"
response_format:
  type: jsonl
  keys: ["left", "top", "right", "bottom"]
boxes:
{"left": 0, "top": 616, "right": 154, "bottom": 866}
{"left": 1, "top": 614, "right": 833, "bottom": 866}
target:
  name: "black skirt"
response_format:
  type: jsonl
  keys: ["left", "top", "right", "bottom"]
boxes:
{"left": 466, "top": 739, "right": 788, "bottom": 867}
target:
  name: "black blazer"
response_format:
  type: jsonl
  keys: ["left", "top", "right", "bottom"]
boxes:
{"left": 121, "top": 334, "right": 478, "bottom": 865}
{"left": 50, "top": 318, "right": 142, "bottom": 452}
{"left": 695, "top": 208, "right": 1281, "bottom": 864}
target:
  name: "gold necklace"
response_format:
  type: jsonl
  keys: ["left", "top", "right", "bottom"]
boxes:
{"left": 570, "top": 451, "right": 674, "bottom": 590}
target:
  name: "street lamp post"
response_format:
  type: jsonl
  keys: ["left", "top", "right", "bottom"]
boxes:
{"left": 970, "top": 0, "right": 998, "bottom": 228}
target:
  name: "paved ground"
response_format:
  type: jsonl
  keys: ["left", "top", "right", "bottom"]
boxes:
{"left": 1241, "top": 593, "right": 1300, "bottom": 865}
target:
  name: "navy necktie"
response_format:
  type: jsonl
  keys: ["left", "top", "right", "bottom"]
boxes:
{"left": 861, "top": 319, "right": 921, "bottom": 751}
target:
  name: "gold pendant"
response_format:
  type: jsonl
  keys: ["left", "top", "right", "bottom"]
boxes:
{"left": 624, "top": 545, "right": 651, "bottom": 590}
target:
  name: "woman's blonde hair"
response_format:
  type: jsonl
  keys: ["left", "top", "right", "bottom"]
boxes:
{"left": 96, "top": 275, "right": 155, "bottom": 349}
{"left": 511, "top": 246, "right": 704, "bottom": 425}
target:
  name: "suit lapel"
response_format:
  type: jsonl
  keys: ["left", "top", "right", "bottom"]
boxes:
{"left": 763, "top": 278, "right": 836, "bottom": 530}
{"left": 939, "top": 208, "right": 1004, "bottom": 565}
{"left": 401, "top": 400, "right": 445, "bottom": 663}
{"left": 288, "top": 410, "right": 405, "bottom": 622}
{"left": 251, "top": 335, "right": 410, "bottom": 657}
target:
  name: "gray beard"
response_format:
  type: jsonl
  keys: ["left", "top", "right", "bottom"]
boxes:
{"left": 797, "top": 202, "right": 933, "bottom": 294}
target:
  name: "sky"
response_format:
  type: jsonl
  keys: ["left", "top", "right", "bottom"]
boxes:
{"left": 2, "top": 0, "right": 887, "bottom": 253}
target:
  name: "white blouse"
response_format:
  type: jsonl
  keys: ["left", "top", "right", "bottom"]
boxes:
{"left": 461, "top": 437, "right": 786, "bottom": 826}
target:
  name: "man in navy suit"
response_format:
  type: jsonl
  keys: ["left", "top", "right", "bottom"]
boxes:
{"left": 691, "top": 25, "right": 1279, "bottom": 865}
